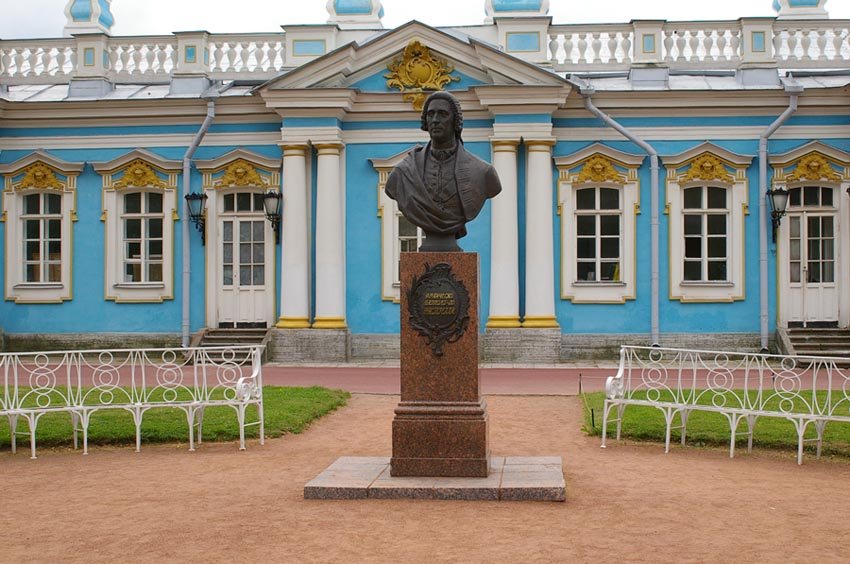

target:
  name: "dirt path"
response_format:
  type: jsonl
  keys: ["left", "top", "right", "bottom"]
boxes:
{"left": 2, "top": 395, "right": 848, "bottom": 563}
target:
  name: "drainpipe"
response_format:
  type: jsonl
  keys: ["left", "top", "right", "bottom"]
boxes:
{"left": 578, "top": 83, "right": 661, "bottom": 346}
{"left": 181, "top": 100, "right": 217, "bottom": 348}
{"left": 758, "top": 79, "right": 803, "bottom": 352}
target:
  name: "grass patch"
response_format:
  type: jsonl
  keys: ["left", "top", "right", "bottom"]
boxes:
{"left": 581, "top": 390, "right": 850, "bottom": 458}
{"left": 0, "top": 386, "right": 349, "bottom": 449}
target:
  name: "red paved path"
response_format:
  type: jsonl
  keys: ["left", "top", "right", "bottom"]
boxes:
{"left": 261, "top": 365, "right": 616, "bottom": 395}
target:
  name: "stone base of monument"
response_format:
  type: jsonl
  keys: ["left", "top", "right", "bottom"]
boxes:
{"left": 304, "top": 456, "right": 566, "bottom": 501}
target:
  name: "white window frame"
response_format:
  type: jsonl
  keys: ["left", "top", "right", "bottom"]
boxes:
{"left": 663, "top": 143, "right": 752, "bottom": 303}
{"left": 0, "top": 152, "right": 82, "bottom": 303}
{"left": 681, "top": 184, "right": 730, "bottom": 283}
{"left": 555, "top": 144, "right": 644, "bottom": 304}
{"left": 371, "top": 148, "right": 417, "bottom": 303}
{"left": 93, "top": 150, "right": 181, "bottom": 303}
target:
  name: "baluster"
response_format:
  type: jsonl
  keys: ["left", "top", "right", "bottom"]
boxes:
{"left": 607, "top": 33, "right": 618, "bottom": 63}
{"left": 590, "top": 32, "right": 602, "bottom": 64}
{"left": 577, "top": 33, "right": 588, "bottom": 64}
{"left": 716, "top": 30, "right": 728, "bottom": 62}
{"left": 728, "top": 29, "right": 741, "bottom": 62}
{"left": 156, "top": 43, "right": 168, "bottom": 76}
{"left": 54, "top": 47, "right": 67, "bottom": 77}
{"left": 773, "top": 29, "right": 785, "bottom": 61}
{"left": 547, "top": 34, "right": 558, "bottom": 63}
{"left": 562, "top": 33, "right": 574, "bottom": 64}
{"left": 131, "top": 44, "right": 144, "bottom": 77}
{"left": 800, "top": 29, "right": 812, "bottom": 61}
{"left": 211, "top": 42, "right": 224, "bottom": 72}
{"left": 842, "top": 28, "right": 850, "bottom": 60}
{"left": 0, "top": 48, "right": 9, "bottom": 78}
{"left": 106, "top": 45, "right": 118, "bottom": 75}
{"left": 621, "top": 34, "right": 632, "bottom": 64}
{"left": 787, "top": 29, "right": 800, "bottom": 62}
{"left": 118, "top": 45, "right": 130, "bottom": 77}
{"left": 663, "top": 31, "right": 675, "bottom": 63}
{"left": 689, "top": 30, "right": 701, "bottom": 62}
{"left": 675, "top": 31, "right": 687, "bottom": 62}
{"left": 815, "top": 29, "right": 827, "bottom": 61}
{"left": 240, "top": 41, "right": 251, "bottom": 72}
{"left": 68, "top": 47, "right": 77, "bottom": 76}
{"left": 13, "top": 48, "right": 25, "bottom": 78}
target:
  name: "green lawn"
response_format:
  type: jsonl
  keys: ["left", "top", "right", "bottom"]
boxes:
{"left": 0, "top": 386, "right": 349, "bottom": 449}
{"left": 581, "top": 390, "right": 850, "bottom": 458}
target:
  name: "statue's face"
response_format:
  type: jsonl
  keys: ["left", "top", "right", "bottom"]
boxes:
{"left": 425, "top": 99, "right": 455, "bottom": 147}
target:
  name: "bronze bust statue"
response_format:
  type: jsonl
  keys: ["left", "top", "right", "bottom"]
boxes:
{"left": 385, "top": 91, "right": 502, "bottom": 252}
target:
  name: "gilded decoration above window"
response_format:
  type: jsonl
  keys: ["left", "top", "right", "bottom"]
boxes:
{"left": 786, "top": 153, "right": 841, "bottom": 182}
{"left": 385, "top": 40, "right": 460, "bottom": 110}
{"left": 576, "top": 156, "right": 625, "bottom": 184}
{"left": 215, "top": 159, "right": 269, "bottom": 188}
{"left": 18, "top": 163, "right": 64, "bottom": 191}
{"left": 112, "top": 159, "right": 169, "bottom": 189}
{"left": 680, "top": 154, "right": 734, "bottom": 183}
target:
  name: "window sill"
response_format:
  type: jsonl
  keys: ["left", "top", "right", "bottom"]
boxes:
{"left": 13, "top": 283, "right": 63, "bottom": 289}
{"left": 114, "top": 283, "right": 166, "bottom": 289}
{"left": 680, "top": 281, "right": 734, "bottom": 287}
{"left": 573, "top": 281, "right": 626, "bottom": 287}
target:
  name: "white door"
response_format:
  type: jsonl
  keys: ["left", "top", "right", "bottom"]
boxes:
{"left": 781, "top": 186, "right": 840, "bottom": 327}
{"left": 217, "top": 192, "right": 274, "bottom": 328}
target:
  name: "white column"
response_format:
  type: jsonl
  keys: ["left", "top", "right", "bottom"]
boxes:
{"left": 276, "top": 144, "right": 311, "bottom": 329}
{"left": 487, "top": 139, "right": 521, "bottom": 328}
{"left": 523, "top": 139, "right": 559, "bottom": 328}
{"left": 312, "top": 143, "right": 347, "bottom": 329}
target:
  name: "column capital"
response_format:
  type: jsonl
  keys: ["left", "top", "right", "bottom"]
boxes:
{"left": 525, "top": 139, "right": 557, "bottom": 151}
{"left": 491, "top": 139, "right": 521, "bottom": 151}
{"left": 281, "top": 143, "right": 310, "bottom": 156}
{"left": 314, "top": 142, "right": 345, "bottom": 155}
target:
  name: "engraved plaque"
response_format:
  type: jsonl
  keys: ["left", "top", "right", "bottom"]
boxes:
{"left": 407, "top": 262, "right": 470, "bottom": 356}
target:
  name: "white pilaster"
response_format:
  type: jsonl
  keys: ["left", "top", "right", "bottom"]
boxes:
{"left": 277, "top": 144, "right": 311, "bottom": 329}
{"left": 487, "top": 139, "right": 521, "bottom": 328}
{"left": 523, "top": 139, "right": 558, "bottom": 328}
{"left": 313, "top": 143, "right": 347, "bottom": 329}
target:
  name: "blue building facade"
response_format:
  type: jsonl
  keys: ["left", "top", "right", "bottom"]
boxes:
{"left": 1, "top": 0, "right": 849, "bottom": 360}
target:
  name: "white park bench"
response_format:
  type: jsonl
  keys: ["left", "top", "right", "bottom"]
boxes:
{"left": 602, "top": 345, "right": 850, "bottom": 464}
{"left": 1, "top": 345, "right": 264, "bottom": 459}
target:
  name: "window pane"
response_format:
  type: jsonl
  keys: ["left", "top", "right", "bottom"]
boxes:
{"left": 808, "top": 239, "right": 820, "bottom": 260}
{"left": 822, "top": 187, "right": 833, "bottom": 207}
{"left": 46, "top": 194, "right": 61, "bottom": 214}
{"left": 807, "top": 262, "right": 820, "bottom": 283}
{"left": 254, "top": 193, "right": 264, "bottom": 212}
{"left": 400, "top": 239, "right": 418, "bottom": 253}
{"left": 399, "top": 217, "right": 417, "bottom": 237}
{"left": 25, "top": 219, "right": 39, "bottom": 239}
{"left": 804, "top": 186, "right": 819, "bottom": 206}
{"left": 790, "top": 216, "right": 800, "bottom": 238}
{"left": 576, "top": 188, "right": 595, "bottom": 210}
{"left": 147, "top": 192, "right": 163, "bottom": 213}
{"left": 26, "top": 240, "right": 40, "bottom": 260}
{"left": 239, "top": 221, "right": 250, "bottom": 240}
{"left": 48, "top": 240, "right": 61, "bottom": 256}
{"left": 684, "top": 237, "right": 701, "bottom": 258}
{"left": 707, "top": 237, "right": 726, "bottom": 258}
{"left": 125, "top": 219, "right": 141, "bottom": 239}
{"left": 577, "top": 238, "right": 595, "bottom": 259}
{"left": 823, "top": 261, "right": 835, "bottom": 283}
{"left": 26, "top": 264, "right": 39, "bottom": 282}
{"left": 223, "top": 265, "right": 233, "bottom": 286}
{"left": 124, "top": 192, "right": 141, "bottom": 213}
{"left": 252, "top": 221, "right": 264, "bottom": 241}
{"left": 148, "top": 240, "right": 163, "bottom": 258}
{"left": 127, "top": 242, "right": 141, "bottom": 259}
{"left": 808, "top": 217, "right": 820, "bottom": 238}
{"left": 599, "top": 188, "right": 619, "bottom": 210}
{"left": 253, "top": 266, "right": 265, "bottom": 285}
{"left": 224, "top": 194, "right": 235, "bottom": 212}
{"left": 822, "top": 240, "right": 834, "bottom": 260}
{"left": 600, "top": 215, "right": 619, "bottom": 236}
{"left": 24, "top": 194, "right": 40, "bottom": 214}
{"left": 708, "top": 260, "right": 727, "bottom": 281}
{"left": 684, "top": 214, "right": 701, "bottom": 235}
{"left": 237, "top": 193, "right": 251, "bottom": 211}
{"left": 47, "top": 262, "right": 61, "bottom": 282}
{"left": 240, "top": 266, "right": 251, "bottom": 285}
{"left": 577, "top": 262, "right": 595, "bottom": 281}
{"left": 148, "top": 263, "right": 163, "bottom": 282}
{"left": 707, "top": 214, "right": 726, "bottom": 235}
{"left": 223, "top": 241, "right": 233, "bottom": 264}
{"left": 576, "top": 216, "right": 595, "bottom": 236}
{"left": 240, "top": 243, "right": 251, "bottom": 263}
{"left": 601, "top": 262, "right": 619, "bottom": 282}
{"left": 789, "top": 188, "right": 801, "bottom": 207}
{"left": 790, "top": 239, "right": 801, "bottom": 261}
{"left": 600, "top": 238, "right": 619, "bottom": 258}
{"left": 822, "top": 217, "right": 834, "bottom": 238}
{"left": 790, "top": 262, "right": 801, "bottom": 283}
{"left": 148, "top": 218, "right": 163, "bottom": 238}
{"left": 683, "top": 187, "right": 702, "bottom": 209}
{"left": 707, "top": 187, "right": 726, "bottom": 209}
{"left": 223, "top": 221, "right": 233, "bottom": 242}
{"left": 254, "top": 243, "right": 264, "bottom": 263}
{"left": 683, "top": 261, "right": 701, "bottom": 281}
{"left": 48, "top": 219, "right": 61, "bottom": 239}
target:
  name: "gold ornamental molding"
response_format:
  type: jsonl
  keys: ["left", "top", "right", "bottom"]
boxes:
{"left": 112, "top": 159, "right": 169, "bottom": 190}
{"left": 785, "top": 153, "right": 841, "bottom": 182}
{"left": 576, "top": 155, "right": 625, "bottom": 184}
{"left": 17, "top": 163, "right": 64, "bottom": 191}
{"left": 385, "top": 40, "right": 460, "bottom": 111}
{"left": 679, "top": 154, "right": 734, "bottom": 183}
{"left": 215, "top": 159, "right": 269, "bottom": 188}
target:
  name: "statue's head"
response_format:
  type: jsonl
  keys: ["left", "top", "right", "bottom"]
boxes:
{"left": 420, "top": 91, "right": 463, "bottom": 141}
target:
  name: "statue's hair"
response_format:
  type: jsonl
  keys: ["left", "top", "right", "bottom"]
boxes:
{"left": 420, "top": 91, "right": 463, "bottom": 139}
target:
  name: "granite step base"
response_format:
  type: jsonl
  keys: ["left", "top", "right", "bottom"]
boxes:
{"left": 304, "top": 456, "right": 565, "bottom": 501}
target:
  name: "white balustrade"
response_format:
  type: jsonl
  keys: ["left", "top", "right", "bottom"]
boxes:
{"left": 207, "top": 34, "right": 286, "bottom": 80}
{"left": 107, "top": 37, "right": 176, "bottom": 82}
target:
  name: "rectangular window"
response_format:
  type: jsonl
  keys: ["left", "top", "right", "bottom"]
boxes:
{"left": 575, "top": 187, "right": 621, "bottom": 283}
{"left": 682, "top": 186, "right": 728, "bottom": 282}
{"left": 396, "top": 215, "right": 423, "bottom": 283}
{"left": 21, "top": 193, "right": 62, "bottom": 283}
{"left": 122, "top": 192, "right": 164, "bottom": 283}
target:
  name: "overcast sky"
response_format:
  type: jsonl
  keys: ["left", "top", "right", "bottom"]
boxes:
{"left": 1, "top": 0, "right": 847, "bottom": 39}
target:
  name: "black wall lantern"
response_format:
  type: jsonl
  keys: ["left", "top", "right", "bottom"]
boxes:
{"left": 185, "top": 192, "right": 208, "bottom": 245}
{"left": 262, "top": 189, "right": 282, "bottom": 244}
{"left": 768, "top": 187, "right": 789, "bottom": 243}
